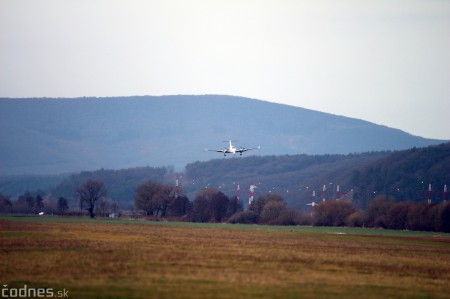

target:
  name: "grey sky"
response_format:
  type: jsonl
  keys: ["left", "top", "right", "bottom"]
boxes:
{"left": 1, "top": 0, "right": 449, "bottom": 140}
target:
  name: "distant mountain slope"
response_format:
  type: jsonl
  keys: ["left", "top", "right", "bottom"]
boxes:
{"left": 0, "top": 95, "right": 444, "bottom": 175}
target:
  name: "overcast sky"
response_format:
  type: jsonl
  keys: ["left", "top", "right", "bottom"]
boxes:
{"left": 1, "top": 0, "right": 449, "bottom": 140}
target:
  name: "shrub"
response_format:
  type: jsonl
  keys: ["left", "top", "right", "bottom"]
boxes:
{"left": 366, "top": 196, "right": 395, "bottom": 228}
{"left": 260, "top": 201, "right": 285, "bottom": 224}
{"left": 406, "top": 203, "right": 431, "bottom": 231}
{"left": 346, "top": 210, "right": 366, "bottom": 227}
{"left": 313, "top": 200, "right": 355, "bottom": 227}
{"left": 270, "top": 208, "right": 311, "bottom": 226}
{"left": 228, "top": 211, "right": 258, "bottom": 224}
{"left": 249, "top": 193, "right": 284, "bottom": 219}
{"left": 386, "top": 201, "right": 413, "bottom": 230}
{"left": 438, "top": 203, "right": 450, "bottom": 232}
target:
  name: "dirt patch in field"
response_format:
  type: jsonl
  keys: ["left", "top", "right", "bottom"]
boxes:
{"left": 0, "top": 219, "right": 46, "bottom": 231}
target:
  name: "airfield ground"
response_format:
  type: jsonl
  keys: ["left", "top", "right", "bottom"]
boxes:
{"left": 1, "top": 216, "right": 449, "bottom": 299}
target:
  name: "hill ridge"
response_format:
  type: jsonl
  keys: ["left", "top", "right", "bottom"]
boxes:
{"left": 0, "top": 95, "right": 444, "bottom": 175}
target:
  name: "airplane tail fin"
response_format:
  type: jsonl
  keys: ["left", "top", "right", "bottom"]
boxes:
{"left": 222, "top": 140, "right": 237, "bottom": 149}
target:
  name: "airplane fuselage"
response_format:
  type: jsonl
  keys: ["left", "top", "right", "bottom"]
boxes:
{"left": 206, "top": 140, "right": 260, "bottom": 156}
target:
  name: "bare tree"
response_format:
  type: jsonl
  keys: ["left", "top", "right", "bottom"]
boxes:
{"left": 0, "top": 194, "right": 13, "bottom": 213}
{"left": 135, "top": 181, "right": 174, "bottom": 218}
{"left": 192, "top": 194, "right": 209, "bottom": 223}
{"left": 208, "top": 191, "right": 229, "bottom": 222}
{"left": 25, "top": 192, "right": 34, "bottom": 214}
{"left": 96, "top": 198, "right": 111, "bottom": 217}
{"left": 313, "top": 200, "right": 355, "bottom": 227}
{"left": 76, "top": 180, "right": 106, "bottom": 218}
{"left": 35, "top": 195, "right": 44, "bottom": 213}
{"left": 57, "top": 196, "right": 69, "bottom": 215}
{"left": 168, "top": 195, "right": 191, "bottom": 217}
{"left": 192, "top": 189, "right": 229, "bottom": 223}
{"left": 227, "top": 196, "right": 243, "bottom": 218}
{"left": 249, "top": 193, "right": 284, "bottom": 221}
{"left": 110, "top": 200, "right": 120, "bottom": 216}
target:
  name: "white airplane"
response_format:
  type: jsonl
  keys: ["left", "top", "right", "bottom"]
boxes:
{"left": 206, "top": 140, "right": 260, "bottom": 156}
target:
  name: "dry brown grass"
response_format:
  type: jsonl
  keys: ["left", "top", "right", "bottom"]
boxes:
{"left": 1, "top": 219, "right": 449, "bottom": 298}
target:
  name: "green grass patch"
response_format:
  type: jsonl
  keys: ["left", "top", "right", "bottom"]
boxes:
{"left": 1, "top": 215, "right": 449, "bottom": 238}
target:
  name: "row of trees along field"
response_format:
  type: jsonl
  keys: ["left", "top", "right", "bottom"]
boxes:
{"left": 0, "top": 181, "right": 119, "bottom": 218}
{"left": 1, "top": 179, "right": 449, "bottom": 232}
{"left": 0, "top": 191, "right": 69, "bottom": 215}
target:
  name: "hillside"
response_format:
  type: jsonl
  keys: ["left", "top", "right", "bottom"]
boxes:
{"left": 0, "top": 143, "right": 447, "bottom": 212}
{"left": 184, "top": 143, "right": 449, "bottom": 209}
{"left": 0, "top": 95, "right": 444, "bottom": 175}
{"left": 183, "top": 152, "right": 389, "bottom": 209}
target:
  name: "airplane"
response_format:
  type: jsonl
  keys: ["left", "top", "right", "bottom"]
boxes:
{"left": 205, "top": 140, "right": 260, "bottom": 156}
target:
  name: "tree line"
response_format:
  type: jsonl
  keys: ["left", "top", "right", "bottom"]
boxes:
{"left": 1, "top": 179, "right": 449, "bottom": 233}
{"left": 0, "top": 191, "right": 68, "bottom": 215}
{"left": 185, "top": 143, "right": 450, "bottom": 209}
{"left": 0, "top": 180, "right": 119, "bottom": 218}
{"left": 313, "top": 196, "right": 450, "bottom": 232}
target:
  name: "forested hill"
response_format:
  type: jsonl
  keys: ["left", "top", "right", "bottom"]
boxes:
{"left": 349, "top": 142, "right": 450, "bottom": 203}
{"left": 183, "top": 152, "right": 388, "bottom": 209}
{"left": 0, "top": 95, "right": 445, "bottom": 175}
{"left": 184, "top": 143, "right": 450, "bottom": 209}
{"left": 0, "top": 143, "right": 448, "bottom": 211}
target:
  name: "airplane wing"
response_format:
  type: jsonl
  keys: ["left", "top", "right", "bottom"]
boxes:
{"left": 205, "top": 148, "right": 226, "bottom": 153}
{"left": 205, "top": 148, "right": 229, "bottom": 155}
{"left": 236, "top": 145, "right": 260, "bottom": 153}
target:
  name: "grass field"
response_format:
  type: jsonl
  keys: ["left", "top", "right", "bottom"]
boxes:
{"left": 1, "top": 216, "right": 450, "bottom": 299}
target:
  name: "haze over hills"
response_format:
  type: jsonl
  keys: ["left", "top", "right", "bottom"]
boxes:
{"left": 0, "top": 95, "right": 445, "bottom": 175}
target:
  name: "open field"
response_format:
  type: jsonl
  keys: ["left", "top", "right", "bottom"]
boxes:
{"left": 1, "top": 216, "right": 450, "bottom": 298}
